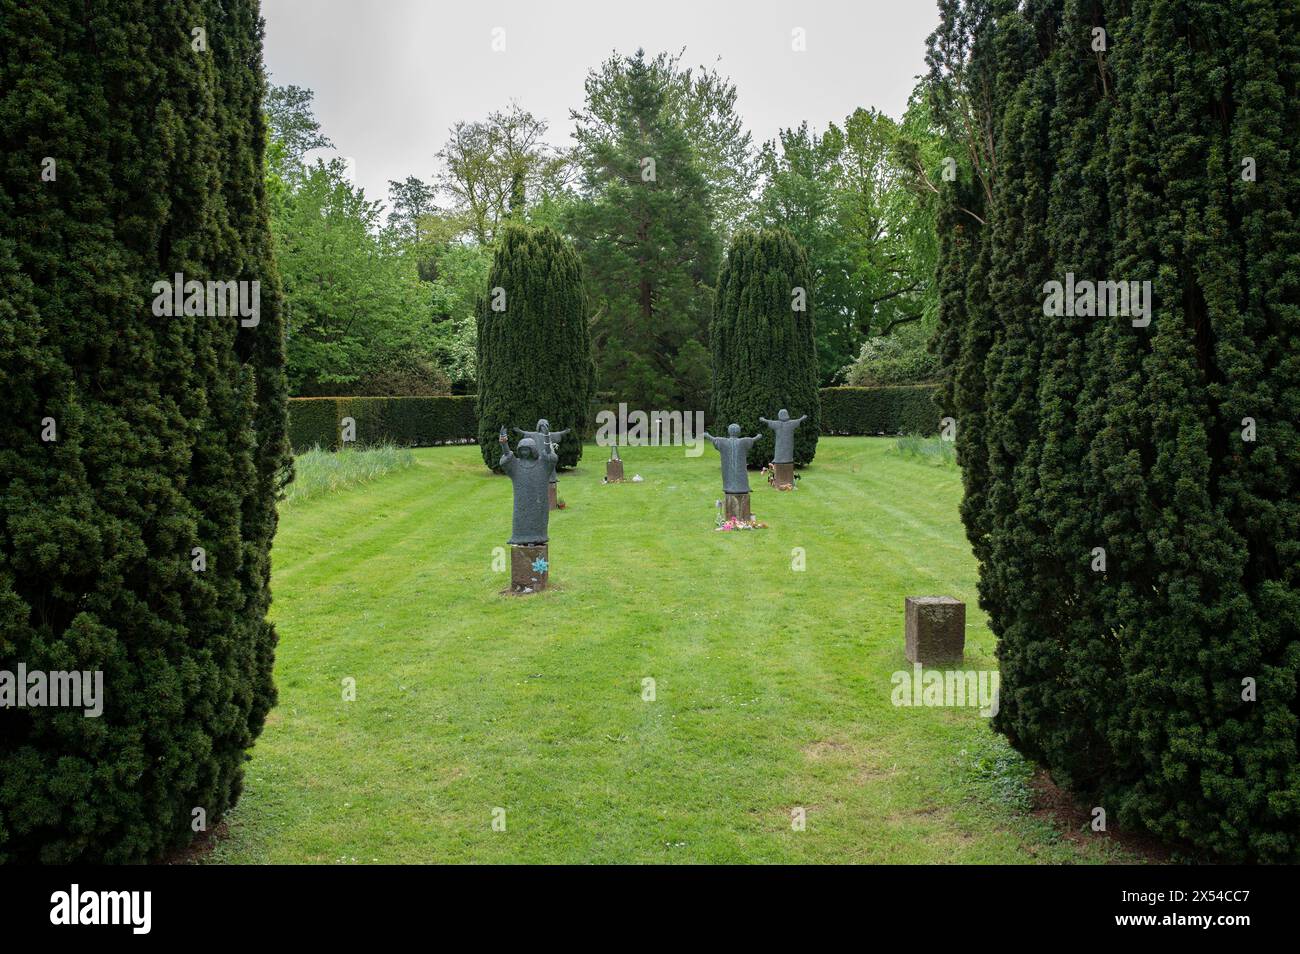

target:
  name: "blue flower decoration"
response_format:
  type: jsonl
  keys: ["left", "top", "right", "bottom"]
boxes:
{"left": 531, "top": 557, "right": 549, "bottom": 574}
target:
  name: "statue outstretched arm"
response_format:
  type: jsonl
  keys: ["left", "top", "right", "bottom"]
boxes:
{"left": 795, "top": 415, "right": 808, "bottom": 425}
{"left": 548, "top": 428, "right": 570, "bottom": 441}
{"left": 759, "top": 417, "right": 772, "bottom": 427}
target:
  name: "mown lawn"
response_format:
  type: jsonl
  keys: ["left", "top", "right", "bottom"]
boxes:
{"left": 209, "top": 437, "right": 1145, "bottom": 863}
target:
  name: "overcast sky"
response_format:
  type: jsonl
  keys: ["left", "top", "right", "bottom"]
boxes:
{"left": 261, "top": 0, "right": 939, "bottom": 210}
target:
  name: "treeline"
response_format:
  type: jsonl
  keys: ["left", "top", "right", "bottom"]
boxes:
{"left": 266, "top": 49, "right": 951, "bottom": 403}
{"left": 265, "top": 86, "right": 480, "bottom": 397}
{"left": 929, "top": 0, "right": 1300, "bottom": 861}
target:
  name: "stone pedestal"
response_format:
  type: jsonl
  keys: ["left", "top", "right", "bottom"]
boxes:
{"left": 510, "top": 544, "right": 548, "bottom": 593}
{"left": 724, "top": 492, "right": 752, "bottom": 521}
{"left": 548, "top": 483, "right": 559, "bottom": 510}
{"left": 772, "top": 461, "right": 794, "bottom": 489}
{"left": 905, "top": 596, "right": 965, "bottom": 664}
{"left": 606, "top": 459, "right": 624, "bottom": 482}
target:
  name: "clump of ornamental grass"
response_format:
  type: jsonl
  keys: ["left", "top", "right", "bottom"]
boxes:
{"left": 284, "top": 445, "right": 416, "bottom": 505}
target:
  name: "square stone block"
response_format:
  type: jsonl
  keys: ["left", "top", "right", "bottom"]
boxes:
{"left": 772, "top": 461, "right": 794, "bottom": 489}
{"left": 724, "top": 492, "right": 751, "bottom": 521}
{"left": 606, "top": 459, "right": 624, "bottom": 482}
{"left": 510, "top": 544, "right": 548, "bottom": 593}
{"left": 905, "top": 596, "right": 965, "bottom": 664}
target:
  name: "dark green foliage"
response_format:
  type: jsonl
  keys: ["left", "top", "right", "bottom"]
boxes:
{"left": 475, "top": 224, "right": 595, "bottom": 470}
{"left": 287, "top": 397, "right": 343, "bottom": 451}
{"left": 819, "top": 386, "right": 942, "bottom": 436}
{"left": 0, "top": 1, "right": 289, "bottom": 861}
{"left": 710, "top": 229, "right": 821, "bottom": 467}
{"left": 287, "top": 396, "right": 477, "bottom": 452}
{"left": 568, "top": 49, "right": 720, "bottom": 410}
{"left": 931, "top": 0, "right": 1300, "bottom": 861}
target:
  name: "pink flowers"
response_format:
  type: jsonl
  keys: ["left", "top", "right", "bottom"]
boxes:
{"left": 714, "top": 515, "right": 767, "bottom": 531}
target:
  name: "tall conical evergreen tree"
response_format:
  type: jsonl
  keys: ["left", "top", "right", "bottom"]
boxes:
{"left": 476, "top": 223, "right": 595, "bottom": 470}
{"left": 710, "top": 228, "right": 821, "bottom": 468}
{"left": 931, "top": 0, "right": 1300, "bottom": 861}
{"left": 1035, "top": 0, "right": 1122, "bottom": 788}
{"left": 1097, "top": 0, "right": 1300, "bottom": 862}
{"left": 975, "top": 2, "right": 1065, "bottom": 779}
{"left": 0, "top": 0, "right": 289, "bottom": 862}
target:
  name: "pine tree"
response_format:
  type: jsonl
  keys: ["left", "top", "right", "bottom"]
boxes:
{"left": 710, "top": 228, "right": 821, "bottom": 467}
{"left": 476, "top": 223, "right": 595, "bottom": 470}
{"left": 568, "top": 49, "right": 720, "bottom": 410}
{"left": 0, "top": 0, "right": 289, "bottom": 862}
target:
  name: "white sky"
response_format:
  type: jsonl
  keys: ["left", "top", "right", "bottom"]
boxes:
{"left": 261, "top": 0, "right": 939, "bottom": 209}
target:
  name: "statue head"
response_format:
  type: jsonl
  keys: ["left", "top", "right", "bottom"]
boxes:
{"left": 727, "top": 423, "right": 741, "bottom": 438}
{"left": 516, "top": 437, "right": 539, "bottom": 459}
{"left": 536, "top": 418, "right": 550, "bottom": 433}
{"left": 778, "top": 409, "right": 790, "bottom": 420}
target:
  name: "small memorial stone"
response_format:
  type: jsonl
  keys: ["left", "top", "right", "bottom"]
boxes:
{"left": 904, "top": 596, "right": 965, "bottom": 664}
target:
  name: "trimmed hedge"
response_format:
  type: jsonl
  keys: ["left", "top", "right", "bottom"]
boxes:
{"left": 288, "top": 397, "right": 477, "bottom": 452}
{"left": 292, "top": 388, "right": 939, "bottom": 452}
{"left": 819, "top": 385, "right": 942, "bottom": 436}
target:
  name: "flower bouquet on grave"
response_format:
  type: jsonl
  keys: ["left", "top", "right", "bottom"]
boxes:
{"left": 763, "top": 464, "right": 797, "bottom": 490}
{"left": 713, "top": 502, "right": 767, "bottom": 531}
{"left": 714, "top": 516, "right": 768, "bottom": 531}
